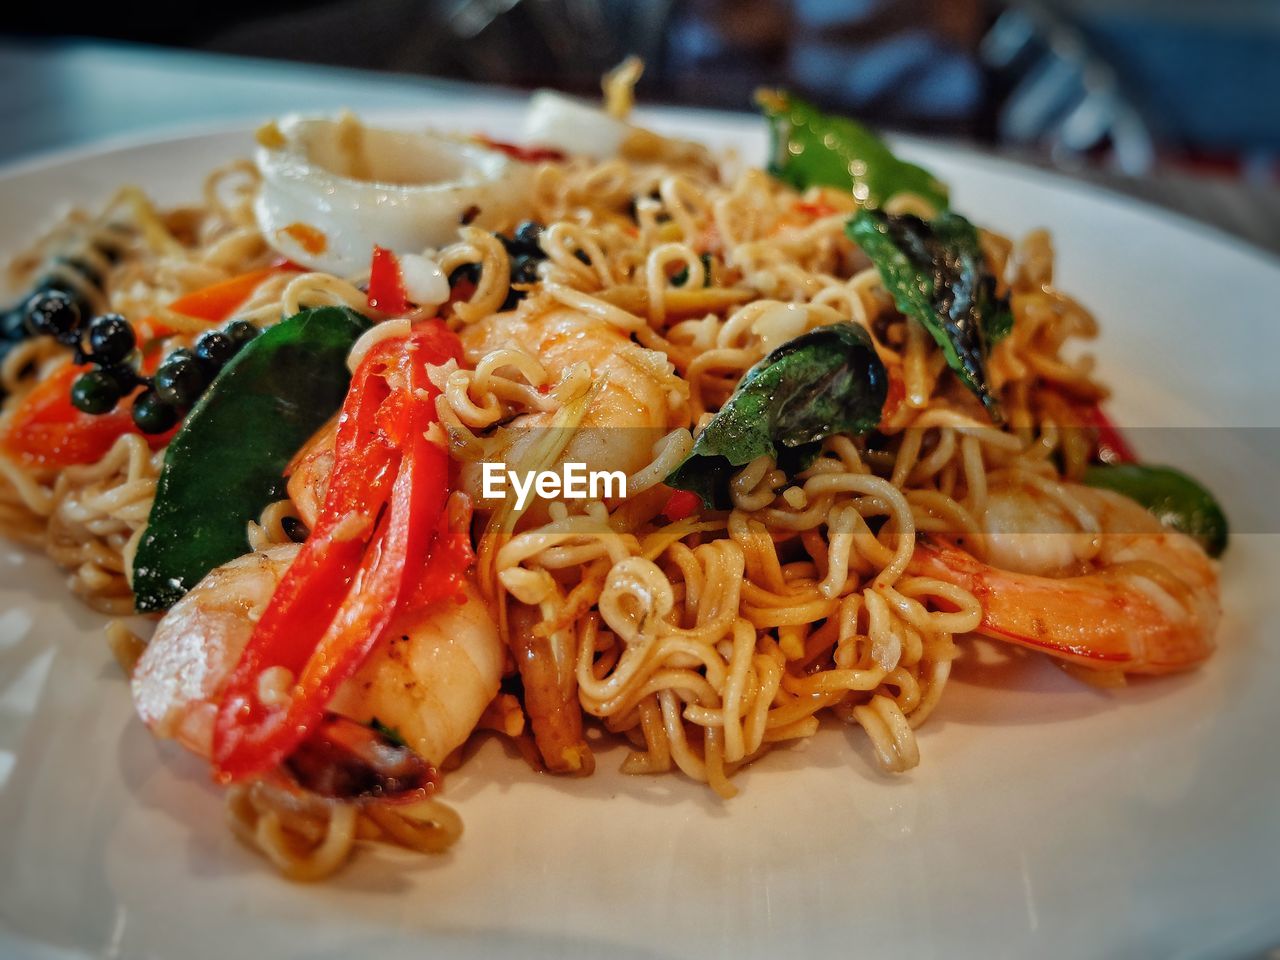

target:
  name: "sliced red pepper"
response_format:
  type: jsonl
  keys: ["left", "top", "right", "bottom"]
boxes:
{"left": 474, "top": 135, "right": 566, "bottom": 164}
{"left": 367, "top": 246, "right": 410, "bottom": 314}
{"left": 1084, "top": 404, "right": 1137, "bottom": 465}
{"left": 662, "top": 489, "right": 702, "bottom": 522}
{"left": 212, "top": 321, "right": 464, "bottom": 782}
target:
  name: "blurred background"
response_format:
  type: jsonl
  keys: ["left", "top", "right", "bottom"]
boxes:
{"left": 2, "top": 0, "right": 1278, "bottom": 251}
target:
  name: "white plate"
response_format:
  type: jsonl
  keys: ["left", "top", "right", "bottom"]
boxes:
{"left": 2, "top": 104, "right": 1278, "bottom": 960}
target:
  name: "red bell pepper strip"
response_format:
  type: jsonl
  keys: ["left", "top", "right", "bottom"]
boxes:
{"left": 367, "top": 246, "right": 410, "bottom": 314}
{"left": 1084, "top": 404, "right": 1137, "bottom": 465}
{"left": 212, "top": 321, "right": 464, "bottom": 782}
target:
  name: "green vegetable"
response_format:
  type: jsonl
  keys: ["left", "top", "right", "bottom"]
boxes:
{"left": 672, "top": 252, "right": 713, "bottom": 288}
{"left": 70, "top": 369, "right": 122, "bottom": 414}
{"left": 131, "top": 306, "right": 372, "bottom": 612}
{"left": 756, "top": 88, "right": 949, "bottom": 211}
{"left": 131, "top": 388, "right": 179, "bottom": 435}
{"left": 369, "top": 717, "right": 407, "bottom": 748}
{"left": 847, "top": 208, "right": 1012, "bottom": 419}
{"left": 666, "top": 323, "right": 887, "bottom": 508}
{"left": 1082, "top": 463, "right": 1229, "bottom": 558}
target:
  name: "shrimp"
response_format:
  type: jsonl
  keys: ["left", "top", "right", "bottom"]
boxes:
{"left": 908, "top": 484, "right": 1220, "bottom": 675}
{"left": 132, "top": 543, "right": 503, "bottom": 767}
{"left": 460, "top": 306, "right": 684, "bottom": 498}
{"left": 287, "top": 418, "right": 336, "bottom": 530}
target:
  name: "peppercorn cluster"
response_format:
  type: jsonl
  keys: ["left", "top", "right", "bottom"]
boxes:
{"left": 1, "top": 253, "right": 115, "bottom": 380}
{"left": 21, "top": 288, "right": 260, "bottom": 434}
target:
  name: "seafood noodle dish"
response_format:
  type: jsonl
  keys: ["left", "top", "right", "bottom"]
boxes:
{"left": 0, "top": 65, "right": 1228, "bottom": 880}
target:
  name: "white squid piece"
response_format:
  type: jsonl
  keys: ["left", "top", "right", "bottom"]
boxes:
{"left": 254, "top": 114, "right": 535, "bottom": 276}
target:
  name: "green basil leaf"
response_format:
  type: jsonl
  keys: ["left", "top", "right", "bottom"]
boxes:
{"left": 756, "top": 88, "right": 949, "bottom": 211}
{"left": 131, "top": 306, "right": 371, "bottom": 612}
{"left": 666, "top": 323, "right": 887, "bottom": 508}
{"left": 1083, "top": 463, "right": 1229, "bottom": 558}
{"left": 847, "top": 208, "right": 1012, "bottom": 419}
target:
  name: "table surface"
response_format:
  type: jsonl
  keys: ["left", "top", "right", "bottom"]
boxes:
{"left": 2, "top": 37, "right": 1278, "bottom": 258}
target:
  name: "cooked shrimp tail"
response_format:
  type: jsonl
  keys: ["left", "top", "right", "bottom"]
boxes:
{"left": 909, "top": 485, "right": 1220, "bottom": 675}
{"left": 911, "top": 539, "right": 1216, "bottom": 674}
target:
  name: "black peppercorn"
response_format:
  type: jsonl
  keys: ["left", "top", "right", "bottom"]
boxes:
{"left": 87, "top": 313, "right": 136, "bottom": 365}
{"left": 24, "top": 290, "right": 82, "bottom": 342}
{"left": 194, "top": 329, "right": 236, "bottom": 369}
{"left": 224, "top": 319, "right": 260, "bottom": 351}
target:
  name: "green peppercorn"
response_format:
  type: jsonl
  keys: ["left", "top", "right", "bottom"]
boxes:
{"left": 153, "top": 349, "right": 206, "bottom": 407}
{"left": 70, "top": 369, "right": 124, "bottom": 415}
{"left": 131, "top": 389, "right": 179, "bottom": 434}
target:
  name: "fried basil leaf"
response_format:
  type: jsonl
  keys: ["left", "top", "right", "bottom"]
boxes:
{"left": 666, "top": 323, "right": 887, "bottom": 508}
{"left": 847, "top": 208, "right": 1012, "bottom": 419}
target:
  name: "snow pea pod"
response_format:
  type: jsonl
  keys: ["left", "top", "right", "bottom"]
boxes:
{"left": 757, "top": 89, "right": 949, "bottom": 211}
{"left": 131, "top": 305, "right": 371, "bottom": 612}
{"left": 1083, "top": 463, "right": 1228, "bottom": 558}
